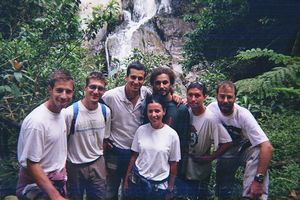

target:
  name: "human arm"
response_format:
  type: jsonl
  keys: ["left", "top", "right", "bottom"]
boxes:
{"left": 26, "top": 160, "right": 66, "bottom": 200}
{"left": 172, "top": 93, "right": 183, "bottom": 105}
{"left": 123, "top": 152, "right": 139, "bottom": 192}
{"left": 168, "top": 161, "right": 177, "bottom": 193}
{"left": 247, "top": 141, "right": 273, "bottom": 198}
{"left": 191, "top": 142, "right": 232, "bottom": 163}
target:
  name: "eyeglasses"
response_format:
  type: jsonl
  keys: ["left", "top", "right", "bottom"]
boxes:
{"left": 154, "top": 80, "right": 169, "bottom": 85}
{"left": 88, "top": 85, "right": 105, "bottom": 92}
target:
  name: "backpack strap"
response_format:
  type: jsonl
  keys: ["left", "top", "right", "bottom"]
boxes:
{"left": 70, "top": 102, "right": 79, "bottom": 135}
{"left": 100, "top": 103, "right": 107, "bottom": 123}
{"left": 69, "top": 101, "right": 106, "bottom": 140}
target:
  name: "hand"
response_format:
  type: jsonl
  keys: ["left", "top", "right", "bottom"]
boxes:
{"left": 103, "top": 139, "right": 113, "bottom": 150}
{"left": 165, "top": 185, "right": 174, "bottom": 200}
{"left": 247, "top": 180, "right": 264, "bottom": 199}
{"left": 172, "top": 93, "right": 183, "bottom": 105}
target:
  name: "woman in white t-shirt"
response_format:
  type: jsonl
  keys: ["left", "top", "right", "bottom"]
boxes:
{"left": 123, "top": 95, "right": 181, "bottom": 200}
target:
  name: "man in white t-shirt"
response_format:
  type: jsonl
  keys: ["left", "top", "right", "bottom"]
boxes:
{"left": 16, "top": 70, "right": 75, "bottom": 200}
{"left": 207, "top": 81, "right": 273, "bottom": 200}
{"left": 102, "top": 62, "right": 150, "bottom": 200}
{"left": 65, "top": 72, "right": 111, "bottom": 199}
{"left": 177, "top": 82, "right": 232, "bottom": 199}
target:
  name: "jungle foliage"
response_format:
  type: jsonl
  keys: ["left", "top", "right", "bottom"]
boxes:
{"left": 183, "top": 0, "right": 300, "bottom": 68}
{"left": 0, "top": 0, "right": 120, "bottom": 197}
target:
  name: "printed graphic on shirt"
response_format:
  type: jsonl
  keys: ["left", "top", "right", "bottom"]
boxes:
{"left": 222, "top": 123, "right": 242, "bottom": 142}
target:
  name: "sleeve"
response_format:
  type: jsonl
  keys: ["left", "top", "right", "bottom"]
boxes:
{"left": 241, "top": 109, "right": 269, "bottom": 146}
{"left": 19, "top": 122, "right": 45, "bottom": 164}
{"left": 169, "top": 131, "right": 181, "bottom": 162}
{"left": 211, "top": 119, "right": 232, "bottom": 150}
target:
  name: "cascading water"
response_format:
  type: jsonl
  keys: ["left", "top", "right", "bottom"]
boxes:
{"left": 105, "top": 0, "right": 171, "bottom": 74}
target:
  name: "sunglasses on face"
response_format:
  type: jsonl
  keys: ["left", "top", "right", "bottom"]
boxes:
{"left": 88, "top": 85, "right": 105, "bottom": 92}
{"left": 185, "top": 81, "right": 205, "bottom": 88}
{"left": 154, "top": 80, "right": 169, "bottom": 85}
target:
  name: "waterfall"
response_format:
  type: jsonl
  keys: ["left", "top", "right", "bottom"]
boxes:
{"left": 105, "top": 0, "right": 171, "bottom": 74}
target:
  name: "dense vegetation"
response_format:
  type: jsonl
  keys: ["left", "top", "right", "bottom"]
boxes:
{"left": 0, "top": 0, "right": 299, "bottom": 199}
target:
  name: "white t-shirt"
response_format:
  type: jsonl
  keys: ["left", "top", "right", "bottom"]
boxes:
{"left": 207, "top": 102, "right": 269, "bottom": 146}
{"left": 131, "top": 123, "right": 181, "bottom": 183}
{"left": 17, "top": 103, "right": 67, "bottom": 173}
{"left": 65, "top": 101, "right": 111, "bottom": 164}
{"left": 102, "top": 85, "right": 150, "bottom": 149}
{"left": 186, "top": 108, "right": 232, "bottom": 180}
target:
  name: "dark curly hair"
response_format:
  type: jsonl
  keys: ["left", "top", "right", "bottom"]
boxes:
{"left": 150, "top": 67, "right": 175, "bottom": 86}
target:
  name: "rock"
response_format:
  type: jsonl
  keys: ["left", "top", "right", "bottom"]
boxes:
{"left": 132, "top": 22, "right": 169, "bottom": 56}
{"left": 154, "top": 16, "right": 194, "bottom": 63}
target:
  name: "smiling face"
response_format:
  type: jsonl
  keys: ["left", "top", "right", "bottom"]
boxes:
{"left": 84, "top": 79, "right": 106, "bottom": 104}
{"left": 125, "top": 68, "right": 145, "bottom": 93}
{"left": 187, "top": 87, "right": 206, "bottom": 110}
{"left": 147, "top": 102, "right": 166, "bottom": 129}
{"left": 47, "top": 79, "right": 74, "bottom": 113}
{"left": 152, "top": 73, "right": 172, "bottom": 97}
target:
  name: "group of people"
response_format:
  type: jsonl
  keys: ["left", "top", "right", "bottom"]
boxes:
{"left": 16, "top": 61, "right": 273, "bottom": 200}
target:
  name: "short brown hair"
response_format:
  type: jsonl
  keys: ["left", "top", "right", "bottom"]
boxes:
{"left": 85, "top": 72, "right": 106, "bottom": 86}
{"left": 216, "top": 80, "right": 237, "bottom": 96}
{"left": 48, "top": 69, "right": 74, "bottom": 89}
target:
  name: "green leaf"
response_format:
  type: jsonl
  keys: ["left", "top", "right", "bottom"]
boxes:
{"left": 0, "top": 85, "right": 12, "bottom": 94}
{"left": 14, "top": 72, "right": 23, "bottom": 82}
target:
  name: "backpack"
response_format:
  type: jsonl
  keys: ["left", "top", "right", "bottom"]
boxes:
{"left": 69, "top": 101, "right": 107, "bottom": 136}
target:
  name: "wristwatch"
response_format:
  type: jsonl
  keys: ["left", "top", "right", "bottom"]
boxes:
{"left": 254, "top": 173, "right": 265, "bottom": 183}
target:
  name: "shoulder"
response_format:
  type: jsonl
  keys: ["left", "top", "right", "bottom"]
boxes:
{"left": 22, "top": 104, "right": 49, "bottom": 128}
{"left": 99, "top": 102, "right": 111, "bottom": 115}
{"left": 163, "top": 125, "right": 178, "bottom": 137}
{"left": 65, "top": 101, "right": 79, "bottom": 114}
{"left": 27, "top": 104, "right": 49, "bottom": 120}
{"left": 204, "top": 109, "right": 220, "bottom": 122}
{"left": 235, "top": 104, "right": 251, "bottom": 115}
{"left": 207, "top": 101, "right": 219, "bottom": 111}
{"left": 135, "top": 124, "right": 151, "bottom": 135}
{"left": 102, "top": 86, "right": 124, "bottom": 100}
{"left": 234, "top": 104, "right": 256, "bottom": 121}
{"left": 177, "top": 103, "right": 189, "bottom": 113}
{"left": 140, "top": 86, "right": 151, "bottom": 98}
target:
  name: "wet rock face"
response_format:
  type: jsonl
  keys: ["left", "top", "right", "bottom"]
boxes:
{"left": 81, "top": 0, "right": 194, "bottom": 73}
{"left": 131, "top": 16, "right": 193, "bottom": 63}
{"left": 154, "top": 16, "right": 193, "bottom": 63}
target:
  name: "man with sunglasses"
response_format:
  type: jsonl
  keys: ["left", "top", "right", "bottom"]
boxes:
{"left": 207, "top": 81, "right": 273, "bottom": 200}
{"left": 180, "top": 82, "right": 232, "bottom": 199}
{"left": 102, "top": 62, "right": 151, "bottom": 200}
{"left": 65, "top": 72, "right": 111, "bottom": 199}
{"left": 148, "top": 67, "right": 190, "bottom": 196}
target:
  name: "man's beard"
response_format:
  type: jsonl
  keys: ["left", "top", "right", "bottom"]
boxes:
{"left": 218, "top": 102, "right": 234, "bottom": 115}
{"left": 155, "top": 89, "right": 170, "bottom": 97}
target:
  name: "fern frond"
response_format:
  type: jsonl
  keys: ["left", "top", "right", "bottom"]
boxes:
{"left": 236, "top": 63, "right": 300, "bottom": 100}
{"left": 236, "top": 48, "right": 292, "bottom": 65}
